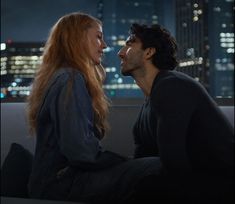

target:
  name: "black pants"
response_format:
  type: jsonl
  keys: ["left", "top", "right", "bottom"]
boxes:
{"left": 126, "top": 172, "right": 234, "bottom": 204}
{"left": 41, "top": 157, "right": 162, "bottom": 204}
{"left": 39, "top": 159, "right": 234, "bottom": 204}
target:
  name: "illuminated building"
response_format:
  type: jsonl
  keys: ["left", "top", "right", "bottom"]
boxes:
{"left": 1, "top": 42, "right": 44, "bottom": 99}
{"left": 208, "top": 0, "right": 234, "bottom": 98}
{"left": 175, "top": 0, "right": 234, "bottom": 98}
{"left": 175, "top": 0, "right": 209, "bottom": 89}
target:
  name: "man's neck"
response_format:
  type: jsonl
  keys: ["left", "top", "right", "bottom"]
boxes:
{"left": 133, "top": 64, "right": 159, "bottom": 96}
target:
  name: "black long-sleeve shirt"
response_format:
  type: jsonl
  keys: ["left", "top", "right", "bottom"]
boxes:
{"left": 133, "top": 70, "right": 234, "bottom": 174}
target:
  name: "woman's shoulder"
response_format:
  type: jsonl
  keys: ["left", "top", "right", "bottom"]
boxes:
{"left": 55, "top": 67, "right": 84, "bottom": 80}
{"left": 42, "top": 67, "right": 88, "bottom": 102}
{"left": 51, "top": 67, "right": 85, "bottom": 86}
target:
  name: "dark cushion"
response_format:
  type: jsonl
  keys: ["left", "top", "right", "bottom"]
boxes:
{"left": 1, "top": 143, "right": 33, "bottom": 198}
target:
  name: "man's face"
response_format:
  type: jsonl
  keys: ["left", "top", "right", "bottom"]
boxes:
{"left": 117, "top": 35, "right": 145, "bottom": 76}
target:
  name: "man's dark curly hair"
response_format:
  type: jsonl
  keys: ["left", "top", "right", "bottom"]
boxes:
{"left": 130, "top": 23, "right": 178, "bottom": 70}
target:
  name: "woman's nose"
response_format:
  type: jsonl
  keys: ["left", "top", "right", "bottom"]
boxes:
{"left": 102, "top": 40, "right": 107, "bottom": 49}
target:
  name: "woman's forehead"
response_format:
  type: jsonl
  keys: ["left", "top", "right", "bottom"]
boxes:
{"left": 90, "top": 23, "right": 103, "bottom": 32}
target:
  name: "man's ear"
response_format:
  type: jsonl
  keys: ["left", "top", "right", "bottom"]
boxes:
{"left": 144, "top": 47, "right": 156, "bottom": 59}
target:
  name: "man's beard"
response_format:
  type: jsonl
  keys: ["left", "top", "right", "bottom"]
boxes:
{"left": 121, "top": 68, "right": 133, "bottom": 76}
{"left": 121, "top": 64, "right": 142, "bottom": 77}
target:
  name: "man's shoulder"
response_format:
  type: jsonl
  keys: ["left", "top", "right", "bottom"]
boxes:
{"left": 151, "top": 70, "right": 206, "bottom": 102}
{"left": 154, "top": 70, "right": 201, "bottom": 89}
{"left": 158, "top": 70, "right": 194, "bottom": 81}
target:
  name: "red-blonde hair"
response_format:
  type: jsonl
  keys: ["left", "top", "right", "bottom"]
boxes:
{"left": 27, "top": 12, "right": 109, "bottom": 138}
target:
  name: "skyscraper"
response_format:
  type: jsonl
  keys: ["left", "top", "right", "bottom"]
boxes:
{"left": 208, "top": 0, "right": 234, "bottom": 98}
{"left": 175, "top": 0, "right": 209, "bottom": 88}
{"left": 175, "top": 0, "right": 234, "bottom": 98}
{"left": 1, "top": 42, "right": 44, "bottom": 99}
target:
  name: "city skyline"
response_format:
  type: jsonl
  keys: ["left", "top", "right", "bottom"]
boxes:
{"left": 1, "top": 0, "right": 234, "bottom": 100}
{"left": 1, "top": 0, "right": 175, "bottom": 99}
{"left": 175, "top": 0, "right": 234, "bottom": 98}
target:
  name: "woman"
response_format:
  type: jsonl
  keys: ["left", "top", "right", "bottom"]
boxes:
{"left": 27, "top": 12, "right": 161, "bottom": 203}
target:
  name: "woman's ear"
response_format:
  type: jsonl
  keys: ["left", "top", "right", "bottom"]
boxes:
{"left": 144, "top": 47, "right": 156, "bottom": 59}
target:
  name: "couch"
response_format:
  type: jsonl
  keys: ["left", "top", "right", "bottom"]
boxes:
{"left": 1, "top": 102, "right": 234, "bottom": 203}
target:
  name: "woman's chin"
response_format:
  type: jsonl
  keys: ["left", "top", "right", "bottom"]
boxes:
{"left": 94, "top": 59, "right": 102, "bottom": 65}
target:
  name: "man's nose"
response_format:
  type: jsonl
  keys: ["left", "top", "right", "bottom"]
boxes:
{"left": 117, "top": 48, "right": 124, "bottom": 58}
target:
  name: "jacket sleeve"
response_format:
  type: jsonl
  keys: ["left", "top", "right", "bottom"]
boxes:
{"left": 151, "top": 77, "right": 199, "bottom": 173}
{"left": 50, "top": 72, "right": 127, "bottom": 170}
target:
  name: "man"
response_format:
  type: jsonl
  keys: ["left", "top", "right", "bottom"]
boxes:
{"left": 118, "top": 23, "right": 234, "bottom": 203}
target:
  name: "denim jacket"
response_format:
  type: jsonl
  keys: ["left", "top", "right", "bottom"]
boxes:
{"left": 28, "top": 68, "right": 126, "bottom": 198}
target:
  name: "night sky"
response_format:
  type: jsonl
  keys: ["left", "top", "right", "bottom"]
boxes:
{"left": 1, "top": 0, "right": 98, "bottom": 42}
{"left": 1, "top": 0, "right": 175, "bottom": 43}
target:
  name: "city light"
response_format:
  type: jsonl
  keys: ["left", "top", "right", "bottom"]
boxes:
{"left": 1, "top": 43, "right": 6, "bottom": 50}
{"left": 103, "top": 84, "right": 139, "bottom": 90}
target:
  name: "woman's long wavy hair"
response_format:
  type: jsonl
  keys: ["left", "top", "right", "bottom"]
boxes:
{"left": 27, "top": 12, "right": 109, "bottom": 139}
